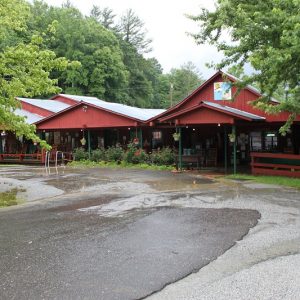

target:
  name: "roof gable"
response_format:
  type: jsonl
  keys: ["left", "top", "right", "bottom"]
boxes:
{"left": 36, "top": 102, "right": 142, "bottom": 130}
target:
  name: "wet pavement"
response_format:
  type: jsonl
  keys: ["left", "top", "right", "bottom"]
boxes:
{"left": 0, "top": 165, "right": 299, "bottom": 300}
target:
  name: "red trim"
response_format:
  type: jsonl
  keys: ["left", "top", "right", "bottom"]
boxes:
{"left": 35, "top": 101, "right": 143, "bottom": 126}
{"left": 159, "top": 101, "right": 263, "bottom": 123}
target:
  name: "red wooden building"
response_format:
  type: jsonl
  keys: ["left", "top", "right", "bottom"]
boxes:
{"left": 149, "top": 70, "right": 300, "bottom": 176}
{"left": 1, "top": 70, "right": 300, "bottom": 176}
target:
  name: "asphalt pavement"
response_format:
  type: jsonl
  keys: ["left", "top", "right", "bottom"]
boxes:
{"left": 0, "top": 166, "right": 299, "bottom": 300}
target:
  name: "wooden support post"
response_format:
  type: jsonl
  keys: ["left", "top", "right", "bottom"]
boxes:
{"left": 87, "top": 130, "right": 91, "bottom": 159}
{"left": 224, "top": 126, "right": 228, "bottom": 174}
{"left": 232, "top": 125, "right": 237, "bottom": 174}
{"left": 179, "top": 127, "right": 182, "bottom": 171}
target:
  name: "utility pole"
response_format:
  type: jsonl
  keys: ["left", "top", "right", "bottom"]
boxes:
{"left": 169, "top": 83, "right": 174, "bottom": 107}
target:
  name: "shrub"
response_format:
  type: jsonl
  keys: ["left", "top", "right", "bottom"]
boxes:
{"left": 90, "top": 148, "right": 106, "bottom": 162}
{"left": 150, "top": 147, "right": 175, "bottom": 165}
{"left": 105, "top": 146, "right": 124, "bottom": 162}
{"left": 123, "top": 143, "right": 148, "bottom": 164}
{"left": 73, "top": 147, "right": 89, "bottom": 161}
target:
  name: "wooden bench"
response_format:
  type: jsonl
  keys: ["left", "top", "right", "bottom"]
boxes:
{"left": 251, "top": 152, "right": 300, "bottom": 177}
{"left": 176, "top": 154, "right": 203, "bottom": 170}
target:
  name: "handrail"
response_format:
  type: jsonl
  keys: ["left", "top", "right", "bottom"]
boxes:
{"left": 55, "top": 151, "right": 64, "bottom": 167}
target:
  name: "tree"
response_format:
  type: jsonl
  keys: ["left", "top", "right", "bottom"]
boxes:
{"left": 167, "top": 62, "right": 204, "bottom": 105}
{"left": 117, "top": 9, "right": 152, "bottom": 54}
{"left": 189, "top": 0, "right": 300, "bottom": 133}
{"left": 0, "top": 0, "right": 68, "bottom": 148}
{"left": 90, "top": 6, "right": 116, "bottom": 30}
{"left": 29, "top": 2, "right": 128, "bottom": 102}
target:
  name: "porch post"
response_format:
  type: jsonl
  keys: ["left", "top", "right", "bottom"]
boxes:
{"left": 87, "top": 130, "right": 91, "bottom": 159}
{"left": 179, "top": 127, "right": 182, "bottom": 171}
{"left": 224, "top": 126, "right": 228, "bottom": 174}
{"left": 139, "top": 128, "right": 143, "bottom": 148}
{"left": 232, "top": 125, "right": 237, "bottom": 174}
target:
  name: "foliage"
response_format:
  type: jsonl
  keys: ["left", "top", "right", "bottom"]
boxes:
{"left": 116, "top": 8, "right": 152, "bottom": 54}
{"left": 90, "top": 6, "right": 116, "bottom": 30}
{"left": 0, "top": 188, "right": 19, "bottom": 207}
{"left": 72, "top": 145, "right": 175, "bottom": 167}
{"left": 165, "top": 62, "right": 204, "bottom": 106}
{"left": 69, "top": 160, "right": 174, "bottom": 171}
{"left": 0, "top": 0, "right": 69, "bottom": 149}
{"left": 122, "top": 143, "right": 148, "bottom": 164}
{"left": 226, "top": 174, "right": 300, "bottom": 190}
{"left": 189, "top": 0, "right": 300, "bottom": 133}
{"left": 90, "top": 148, "right": 106, "bottom": 162}
{"left": 73, "top": 147, "right": 89, "bottom": 161}
{"left": 105, "top": 146, "right": 123, "bottom": 162}
{"left": 149, "top": 147, "right": 175, "bottom": 166}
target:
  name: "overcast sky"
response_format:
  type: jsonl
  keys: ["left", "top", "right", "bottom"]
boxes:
{"left": 42, "top": 0, "right": 222, "bottom": 78}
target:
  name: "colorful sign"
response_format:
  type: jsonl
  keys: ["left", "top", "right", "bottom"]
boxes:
{"left": 214, "top": 82, "right": 232, "bottom": 100}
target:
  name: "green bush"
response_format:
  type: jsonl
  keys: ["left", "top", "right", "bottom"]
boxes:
{"left": 105, "top": 146, "right": 124, "bottom": 162}
{"left": 150, "top": 147, "right": 175, "bottom": 165}
{"left": 73, "top": 147, "right": 89, "bottom": 161}
{"left": 90, "top": 148, "right": 106, "bottom": 162}
{"left": 123, "top": 143, "right": 148, "bottom": 164}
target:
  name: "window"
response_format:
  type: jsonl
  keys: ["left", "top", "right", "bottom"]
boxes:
{"left": 265, "top": 132, "right": 278, "bottom": 151}
{"left": 250, "top": 132, "right": 262, "bottom": 151}
{"left": 152, "top": 131, "right": 162, "bottom": 140}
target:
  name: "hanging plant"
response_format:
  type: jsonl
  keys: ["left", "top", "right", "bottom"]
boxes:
{"left": 173, "top": 132, "right": 180, "bottom": 141}
{"left": 228, "top": 133, "right": 236, "bottom": 143}
{"left": 80, "top": 137, "right": 86, "bottom": 146}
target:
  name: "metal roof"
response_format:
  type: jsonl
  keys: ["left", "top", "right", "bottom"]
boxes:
{"left": 18, "top": 98, "right": 70, "bottom": 113}
{"left": 203, "top": 101, "right": 265, "bottom": 120}
{"left": 14, "top": 109, "right": 44, "bottom": 124}
{"left": 57, "top": 94, "right": 165, "bottom": 121}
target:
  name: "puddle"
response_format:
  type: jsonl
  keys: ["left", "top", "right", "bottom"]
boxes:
{"left": 49, "top": 195, "right": 121, "bottom": 212}
{"left": 147, "top": 176, "right": 214, "bottom": 191}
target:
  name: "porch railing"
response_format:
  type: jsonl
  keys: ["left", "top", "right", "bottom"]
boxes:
{"left": 250, "top": 152, "right": 300, "bottom": 177}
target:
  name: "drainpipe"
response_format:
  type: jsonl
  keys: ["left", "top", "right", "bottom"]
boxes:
{"left": 224, "top": 126, "right": 228, "bottom": 174}
{"left": 179, "top": 127, "right": 182, "bottom": 171}
{"left": 87, "top": 130, "right": 91, "bottom": 159}
{"left": 232, "top": 125, "right": 237, "bottom": 174}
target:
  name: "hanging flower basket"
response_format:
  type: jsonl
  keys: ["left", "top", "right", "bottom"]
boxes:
{"left": 173, "top": 132, "right": 180, "bottom": 141}
{"left": 228, "top": 133, "right": 236, "bottom": 143}
{"left": 80, "top": 137, "right": 86, "bottom": 146}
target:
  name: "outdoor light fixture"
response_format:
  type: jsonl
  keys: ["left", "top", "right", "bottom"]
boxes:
{"left": 128, "top": 127, "right": 131, "bottom": 130}
{"left": 193, "top": 128, "right": 196, "bottom": 131}
{"left": 186, "top": 126, "right": 189, "bottom": 128}
{"left": 82, "top": 105, "right": 88, "bottom": 112}
{"left": 218, "top": 123, "right": 221, "bottom": 127}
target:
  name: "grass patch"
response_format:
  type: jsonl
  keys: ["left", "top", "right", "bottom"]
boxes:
{"left": 226, "top": 174, "right": 300, "bottom": 189}
{"left": 69, "top": 160, "right": 174, "bottom": 171}
{"left": 0, "top": 188, "right": 21, "bottom": 207}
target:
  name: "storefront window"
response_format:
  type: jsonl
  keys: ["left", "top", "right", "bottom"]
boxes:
{"left": 265, "top": 132, "right": 278, "bottom": 151}
{"left": 250, "top": 132, "right": 262, "bottom": 151}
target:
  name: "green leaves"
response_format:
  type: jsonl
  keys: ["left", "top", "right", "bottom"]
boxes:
{"left": 0, "top": 0, "right": 68, "bottom": 148}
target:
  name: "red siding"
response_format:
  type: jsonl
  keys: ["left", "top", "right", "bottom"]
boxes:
{"left": 163, "top": 73, "right": 299, "bottom": 123}
{"left": 21, "top": 101, "right": 53, "bottom": 117}
{"left": 175, "top": 108, "right": 234, "bottom": 125}
{"left": 37, "top": 104, "right": 138, "bottom": 130}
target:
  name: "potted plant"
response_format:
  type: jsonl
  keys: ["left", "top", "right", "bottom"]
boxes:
{"left": 173, "top": 132, "right": 180, "bottom": 141}
{"left": 228, "top": 133, "right": 236, "bottom": 143}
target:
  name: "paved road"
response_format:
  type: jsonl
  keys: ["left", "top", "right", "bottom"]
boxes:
{"left": 1, "top": 166, "right": 299, "bottom": 300}
{"left": 0, "top": 198, "right": 259, "bottom": 299}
